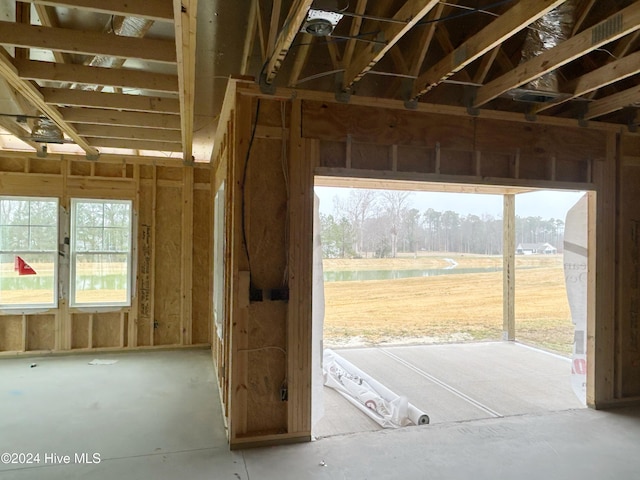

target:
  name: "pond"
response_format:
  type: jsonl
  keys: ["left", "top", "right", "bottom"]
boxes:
{"left": 323, "top": 267, "right": 502, "bottom": 282}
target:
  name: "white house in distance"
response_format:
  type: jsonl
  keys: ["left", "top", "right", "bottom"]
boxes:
{"left": 516, "top": 242, "right": 558, "bottom": 255}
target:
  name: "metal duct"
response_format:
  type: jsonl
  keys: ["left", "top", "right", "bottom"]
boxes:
{"left": 520, "top": 1, "right": 576, "bottom": 93}
{"left": 76, "top": 16, "right": 154, "bottom": 90}
{"left": 31, "top": 118, "right": 65, "bottom": 143}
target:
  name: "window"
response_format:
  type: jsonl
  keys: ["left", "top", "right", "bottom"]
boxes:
{"left": 0, "top": 197, "right": 58, "bottom": 308}
{"left": 70, "top": 199, "right": 132, "bottom": 307}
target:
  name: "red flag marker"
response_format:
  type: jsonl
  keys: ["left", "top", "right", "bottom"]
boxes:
{"left": 15, "top": 256, "right": 37, "bottom": 275}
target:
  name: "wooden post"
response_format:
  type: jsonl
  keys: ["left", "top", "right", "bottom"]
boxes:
{"left": 503, "top": 194, "right": 516, "bottom": 341}
{"left": 181, "top": 166, "right": 194, "bottom": 345}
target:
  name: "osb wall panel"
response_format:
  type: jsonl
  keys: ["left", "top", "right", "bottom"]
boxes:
{"left": 27, "top": 315, "right": 55, "bottom": 351}
{"left": 302, "top": 100, "right": 475, "bottom": 149}
{"left": 154, "top": 186, "right": 182, "bottom": 346}
{"left": 192, "top": 188, "right": 212, "bottom": 345}
{"left": 618, "top": 155, "right": 640, "bottom": 397}
{"left": 480, "top": 153, "right": 511, "bottom": 179}
{"left": 397, "top": 146, "right": 435, "bottom": 174}
{"left": 319, "top": 141, "right": 346, "bottom": 168}
{"left": 71, "top": 314, "right": 90, "bottom": 349}
{"left": 246, "top": 301, "right": 287, "bottom": 434}
{"left": 440, "top": 150, "right": 474, "bottom": 176}
{"left": 0, "top": 316, "right": 22, "bottom": 351}
{"left": 92, "top": 313, "right": 122, "bottom": 348}
{"left": 247, "top": 139, "right": 288, "bottom": 290}
{"left": 0, "top": 157, "right": 212, "bottom": 355}
{"left": 351, "top": 142, "right": 390, "bottom": 171}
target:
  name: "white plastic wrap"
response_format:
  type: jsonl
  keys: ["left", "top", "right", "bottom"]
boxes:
{"left": 312, "top": 194, "right": 325, "bottom": 428}
{"left": 564, "top": 194, "right": 588, "bottom": 404}
{"left": 323, "top": 349, "right": 429, "bottom": 428}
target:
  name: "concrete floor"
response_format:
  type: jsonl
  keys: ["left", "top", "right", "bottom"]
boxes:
{"left": 2, "top": 348, "right": 640, "bottom": 479}
{"left": 314, "top": 342, "right": 584, "bottom": 437}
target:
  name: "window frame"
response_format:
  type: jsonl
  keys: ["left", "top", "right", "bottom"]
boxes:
{"left": 0, "top": 195, "right": 59, "bottom": 310}
{"left": 69, "top": 198, "right": 133, "bottom": 308}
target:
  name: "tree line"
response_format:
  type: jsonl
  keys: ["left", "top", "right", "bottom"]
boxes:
{"left": 319, "top": 190, "right": 566, "bottom": 258}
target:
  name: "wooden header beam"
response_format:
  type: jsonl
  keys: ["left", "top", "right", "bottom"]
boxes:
{"left": 0, "top": 21, "right": 177, "bottom": 65}
{"left": 20, "top": 0, "right": 174, "bottom": 22}
{"left": 0, "top": 54, "right": 98, "bottom": 157}
{"left": 173, "top": 0, "right": 198, "bottom": 162}
{"left": 343, "top": 0, "right": 439, "bottom": 90}
{"left": 474, "top": 1, "right": 640, "bottom": 108}
{"left": 411, "top": 0, "right": 565, "bottom": 100}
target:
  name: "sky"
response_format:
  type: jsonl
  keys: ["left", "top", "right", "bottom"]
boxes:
{"left": 314, "top": 186, "right": 586, "bottom": 221}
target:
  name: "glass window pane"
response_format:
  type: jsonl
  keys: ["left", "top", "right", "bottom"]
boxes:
{"left": 0, "top": 253, "right": 56, "bottom": 306}
{"left": 75, "top": 202, "right": 104, "bottom": 227}
{"left": 74, "top": 253, "right": 129, "bottom": 304}
{"left": 29, "top": 226, "right": 57, "bottom": 251}
{"left": 104, "top": 203, "right": 130, "bottom": 227}
{"left": 104, "top": 228, "right": 129, "bottom": 251}
{"left": 29, "top": 201, "right": 58, "bottom": 226}
{"left": 75, "top": 227, "right": 104, "bottom": 252}
{"left": 1, "top": 226, "right": 29, "bottom": 251}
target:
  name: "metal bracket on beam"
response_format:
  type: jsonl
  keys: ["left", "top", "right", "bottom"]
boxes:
{"left": 85, "top": 151, "right": 99, "bottom": 161}
{"left": 574, "top": 102, "right": 589, "bottom": 128}
{"left": 524, "top": 109, "right": 537, "bottom": 122}
{"left": 404, "top": 99, "right": 418, "bottom": 110}
{"left": 36, "top": 144, "right": 47, "bottom": 158}
{"left": 578, "top": 117, "right": 589, "bottom": 128}
{"left": 258, "top": 72, "right": 276, "bottom": 95}
{"left": 463, "top": 87, "right": 479, "bottom": 116}
{"left": 401, "top": 78, "right": 418, "bottom": 110}
{"left": 335, "top": 89, "right": 351, "bottom": 104}
{"left": 183, "top": 156, "right": 195, "bottom": 167}
{"left": 629, "top": 121, "right": 638, "bottom": 133}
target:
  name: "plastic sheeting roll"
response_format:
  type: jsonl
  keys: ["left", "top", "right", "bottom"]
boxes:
{"left": 323, "top": 349, "right": 429, "bottom": 428}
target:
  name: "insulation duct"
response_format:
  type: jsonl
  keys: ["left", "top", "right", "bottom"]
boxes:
{"left": 513, "top": 1, "right": 576, "bottom": 102}
{"left": 75, "top": 16, "right": 154, "bottom": 91}
{"left": 30, "top": 118, "right": 66, "bottom": 143}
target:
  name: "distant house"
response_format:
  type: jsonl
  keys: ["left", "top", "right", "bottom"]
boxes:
{"left": 516, "top": 242, "right": 557, "bottom": 255}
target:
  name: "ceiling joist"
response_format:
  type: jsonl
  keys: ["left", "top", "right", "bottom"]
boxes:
{"left": 42, "top": 88, "right": 180, "bottom": 115}
{"left": 585, "top": 84, "right": 640, "bottom": 120}
{"left": 411, "top": 0, "right": 566, "bottom": 101}
{"left": 474, "top": 1, "right": 640, "bottom": 108}
{"left": 16, "top": 59, "right": 179, "bottom": 93}
{"left": 172, "top": 0, "right": 198, "bottom": 162}
{"left": 0, "top": 54, "right": 98, "bottom": 157}
{"left": 20, "top": 0, "right": 174, "bottom": 23}
{"left": 74, "top": 124, "right": 182, "bottom": 142}
{"left": 60, "top": 107, "right": 181, "bottom": 129}
{"left": 0, "top": 21, "right": 176, "bottom": 65}
{"left": 343, "top": 0, "right": 440, "bottom": 91}
{"left": 86, "top": 137, "right": 182, "bottom": 152}
{"left": 264, "top": 0, "right": 314, "bottom": 85}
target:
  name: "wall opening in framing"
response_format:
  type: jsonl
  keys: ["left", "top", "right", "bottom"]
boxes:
{"left": 311, "top": 179, "right": 592, "bottom": 438}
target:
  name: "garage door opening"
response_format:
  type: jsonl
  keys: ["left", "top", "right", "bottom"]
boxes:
{"left": 311, "top": 182, "right": 590, "bottom": 438}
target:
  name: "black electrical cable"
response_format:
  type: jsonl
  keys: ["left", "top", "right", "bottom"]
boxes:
{"left": 415, "top": 0, "right": 517, "bottom": 26}
{"left": 241, "top": 99, "right": 261, "bottom": 277}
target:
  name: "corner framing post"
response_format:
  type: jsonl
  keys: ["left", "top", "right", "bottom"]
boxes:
{"left": 503, "top": 194, "right": 516, "bottom": 341}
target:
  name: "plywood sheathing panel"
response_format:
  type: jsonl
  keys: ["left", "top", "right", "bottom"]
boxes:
{"left": 302, "top": 100, "right": 474, "bottom": 149}
{"left": 0, "top": 158, "right": 25, "bottom": 172}
{"left": 27, "top": 314, "right": 55, "bottom": 351}
{"left": 94, "top": 162, "right": 127, "bottom": 178}
{"left": 440, "top": 150, "right": 474, "bottom": 176}
{"left": 154, "top": 185, "right": 182, "bottom": 346}
{"left": 475, "top": 119, "right": 606, "bottom": 162}
{"left": 618, "top": 135, "right": 640, "bottom": 397}
{"left": 245, "top": 301, "right": 287, "bottom": 434}
{"left": 157, "top": 166, "right": 183, "bottom": 181}
{"left": 192, "top": 188, "right": 212, "bottom": 345}
{"left": 92, "top": 312, "right": 122, "bottom": 348}
{"left": 480, "top": 152, "right": 511, "bottom": 179}
{"left": 0, "top": 315, "right": 23, "bottom": 351}
{"left": 71, "top": 314, "right": 90, "bottom": 349}
{"left": 351, "top": 142, "right": 391, "bottom": 171}
{"left": 397, "top": 146, "right": 436, "bottom": 174}
{"left": 70, "top": 161, "right": 92, "bottom": 177}
{"left": 28, "top": 158, "right": 61, "bottom": 174}
{"left": 319, "top": 141, "right": 346, "bottom": 168}
{"left": 246, "top": 137, "right": 288, "bottom": 290}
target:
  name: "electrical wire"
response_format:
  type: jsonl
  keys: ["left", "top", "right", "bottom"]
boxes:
{"left": 415, "top": 0, "right": 518, "bottom": 26}
{"left": 241, "top": 99, "right": 261, "bottom": 278}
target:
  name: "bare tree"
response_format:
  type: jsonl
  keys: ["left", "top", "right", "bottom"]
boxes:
{"left": 380, "top": 191, "right": 412, "bottom": 257}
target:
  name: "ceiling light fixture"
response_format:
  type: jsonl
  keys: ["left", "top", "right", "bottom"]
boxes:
{"left": 301, "top": 1, "right": 344, "bottom": 37}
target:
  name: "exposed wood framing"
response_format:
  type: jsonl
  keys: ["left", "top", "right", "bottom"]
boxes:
{"left": 32, "top": 4, "right": 73, "bottom": 64}
{"left": 267, "top": 0, "right": 283, "bottom": 58}
{"left": 181, "top": 166, "right": 194, "bottom": 344}
{"left": 20, "top": 0, "right": 174, "bottom": 22}
{"left": 342, "top": 0, "right": 368, "bottom": 69}
{"left": 173, "top": 0, "right": 198, "bottom": 162}
{"left": 241, "top": 0, "right": 260, "bottom": 76}
{"left": 61, "top": 108, "right": 181, "bottom": 129}
{"left": 288, "top": 33, "right": 313, "bottom": 87}
{"left": 264, "top": 0, "right": 314, "bottom": 84}
{"left": 74, "top": 124, "right": 182, "bottom": 143}
{"left": 409, "top": 2, "right": 446, "bottom": 77}
{"left": 585, "top": 84, "right": 640, "bottom": 120}
{"left": 86, "top": 138, "right": 182, "bottom": 152}
{"left": 411, "top": 0, "right": 566, "bottom": 100}
{"left": 16, "top": 59, "right": 179, "bottom": 93}
{"left": 474, "top": 1, "right": 640, "bottom": 107}
{"left": 343, "top": 0, "right": 440, "bottom": 90}
{"left": 42, "top": 88, "right": 181, "bottom": 114}
{"left": 0, "top": 21, "right": 177, "bottom": 64}
{"left": 503, "top": 194, "right": 515, "bottom": 341}
{"left": 0, "top": 55, "right": 99, "bottom": 156}
{"left": 572, "top": 0, "right": 597, "bottom": 35}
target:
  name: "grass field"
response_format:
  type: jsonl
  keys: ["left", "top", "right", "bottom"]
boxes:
{"left": 322, "top": 254, "right": 574, "bottom": 355}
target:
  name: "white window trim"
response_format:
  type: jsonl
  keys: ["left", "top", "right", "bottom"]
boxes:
{"left": 69, "top": 198, "right": 133, "bottom": 308}
{"left": 0, "top": 196, "right": 59, "bottom": 310}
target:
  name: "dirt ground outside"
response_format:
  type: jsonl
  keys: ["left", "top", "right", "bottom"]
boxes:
{"left": 322, "top": 253, "right": 574, "bottom": 355}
